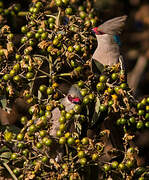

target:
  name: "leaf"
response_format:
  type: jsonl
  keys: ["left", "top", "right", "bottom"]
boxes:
{"left": 1, "top": 25, "right": 10, "bottom": 33}
{"left": 25, "top": 46, "right": 33, "bottom": 52}
{"left": 40, "top": 20, "right": 46, "bottom": 29}
{"left": 38, "top": 90, "right": 42, "bottom": 100}
{"left": 92, "top": 59, "right": 104, "bottom": 73}
{"left": 7, "top": 42, "right": 13, "bottom": 53}
{"left": 6, "top": 125, "right": 20, "bottom": 134}
{"left": 90, "top": 97, "right": 101, "bottom": 126}
{"left": 38, "top": 40, "right": 50, "bottom": 49}
{"left": 133, "top": 167, "right": 145, "bottom": 177}
{"left": 75, "top": 121, "right": 82, "bottom": 136}
{"left": 0, "top": 152, "right": 11, "bottom": 163}
{"left": 2, "top": 49, "right": 9, "bottom": 59}
{"left": 0, "top": 95, "right": 7, "bottom": 109}
{"left": 0, "top": 146, "right": 10, "bottom": 153}
{"left": 74, "top": 115, "right": 82, "bottom": 136}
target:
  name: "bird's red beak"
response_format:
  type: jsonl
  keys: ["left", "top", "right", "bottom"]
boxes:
{"left": 68, "top": 95, "right": 81, "bottom": 104}
{"left": 92, "top": 27, "right": 104, "bottom": 35}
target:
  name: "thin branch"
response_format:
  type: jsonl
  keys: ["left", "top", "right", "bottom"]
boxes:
{"left": 3, "top": 162, "right": 18, "bottom": 180}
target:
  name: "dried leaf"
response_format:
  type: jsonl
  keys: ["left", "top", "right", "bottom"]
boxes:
{"left": 34, "top": 161, "right": 41, "bottom": 172}
{"left": 25, "top": 171, "right": 35, "bottom": 180}
{"left": 38, "top": 40, "right": 50, "bottom": 49}
{"left": 7, "top": 85, "right": 14, "bottom": 96}
{"left": 33, "top": 57, "right": 43, "bottom": 66}
{"left": 1, "top": 25, "right": 10, "bottom": 34}
{"left": 50, "top": 158, "right": 60, "bottom": 169}
{"left": 102, "top": 129, "right": 110, "bottom": 137}
{"left": 7, "top": 42, "right": 13, "bottom": 53}
{"left": 123, "top": 133, "right": 135, "bottom": 141}
{"left": 25, "top": 46, "right": 33, "bottom": 53}
{"left": 38, "top": 90, "right": 42, "bottom": 100}
{"left": 40, "top": 20, "right": 46, "bottom": 29}
{"left": 123, "top": 96, "right": 130, "bottom": 110}
{"left": 2, "top": 49, "right": 9, "bottom": 59}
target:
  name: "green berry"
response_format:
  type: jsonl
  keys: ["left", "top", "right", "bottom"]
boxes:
{"left": 78, "top": 151, "right": 85, "bottom": 158}
{"left": 79, "top": 157, "right": 87, "bottom": 165}
{"left": 67, "top": 137, "right": 75, "bottom": 145}
{"left": 96, "top": 82, "right": 105, "bottom": 91}
{"left": 59, "top": 137, "right": 66, "bottom": 144}
{"left": 136, "top": 121, "right": 144, "bottom": 129}
{"left": 81, "top": 137, "right": 89, "bottom": 145}
{"left": 103, "top": 164, "right": 111, "bottom": 172}
{"left": 99, "top": 75, "right": 107, "bottom": 83}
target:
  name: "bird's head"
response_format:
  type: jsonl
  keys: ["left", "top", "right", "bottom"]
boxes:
{"left": 67, "top": 85, "right": 82, "bottom": 104}
{"left": 92, "top": 27, "right": 105, "bottom": 35}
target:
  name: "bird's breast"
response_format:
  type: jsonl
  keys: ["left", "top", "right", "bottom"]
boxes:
{"left": 92, "top": 42, "right": 120, "bottom": 66}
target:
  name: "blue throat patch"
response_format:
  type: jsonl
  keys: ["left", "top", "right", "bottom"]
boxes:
{"left": 113, "top": 35, "right": 121, "bottom": 46}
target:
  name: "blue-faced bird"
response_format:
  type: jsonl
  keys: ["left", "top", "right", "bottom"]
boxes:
{"left": 92, "top": 15, "right": 127, "bottom": 72}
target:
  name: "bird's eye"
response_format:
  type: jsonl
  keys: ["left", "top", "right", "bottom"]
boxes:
{"left": 97, "top": 30, "right": 105, "bottom": 35}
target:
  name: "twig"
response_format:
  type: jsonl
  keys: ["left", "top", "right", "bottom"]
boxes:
{"left": 34, "top": 67, "right": 51, "bottom": 78}
{"left": 3, "top": 162, "right": 18, "bottom": 180}
{"left": 18, "top": 11, "right": 28, "bottom": 16}
{"left": 57, "top": 72, "right": 72, "bottom": 77}
{"left": 33, "top": 54, "right": 50, "bottom": 63}
{"left": 55, "top": 7, "right": 61, "bottom": 27}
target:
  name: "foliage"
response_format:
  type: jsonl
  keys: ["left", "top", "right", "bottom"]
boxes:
{"left": 0, "top": 0, "right": 149, "bottom": 179}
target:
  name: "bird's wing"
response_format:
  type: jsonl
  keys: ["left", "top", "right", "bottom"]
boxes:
{"left": 49, "top": 108, "right": 61, "bottom": 137}
{"left": 98, "top": 15, "right": 127, "bottom": 35}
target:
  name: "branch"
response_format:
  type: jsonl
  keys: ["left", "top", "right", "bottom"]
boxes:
{"left": 128, "top": 55, "right": 148, "bottom": 93}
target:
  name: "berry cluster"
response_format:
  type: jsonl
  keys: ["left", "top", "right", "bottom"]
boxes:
{"left": 0, "top": 0, "right": 149, "bottom": 180}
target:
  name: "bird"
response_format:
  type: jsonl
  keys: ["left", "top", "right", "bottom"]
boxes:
{"left": 49, "top": 84, "right": 82, "bottom": 137}
{"left": 49, "top": 84, "right": 82, "bottom": 162}
{"left": 91, "top": 15, "right": 127, "bottom": 73}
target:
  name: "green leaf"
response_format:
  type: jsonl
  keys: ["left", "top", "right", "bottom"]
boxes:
{"left": 0, "top": 95, "right": 7, "bottom": 109}
{"left": 6, "top": 125, "right": 20, "bottom": 134}
{"left": 92, "top": 59, "right": 104, "bottom": 73}
{"left": 0, "top": 152, "right": 11, "bottom": 163}
{"left": 75, "top": 120, "right": 82, "bottom": 136}
{"left": 0, "top": 146, "right": 10, "bottom": 154}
